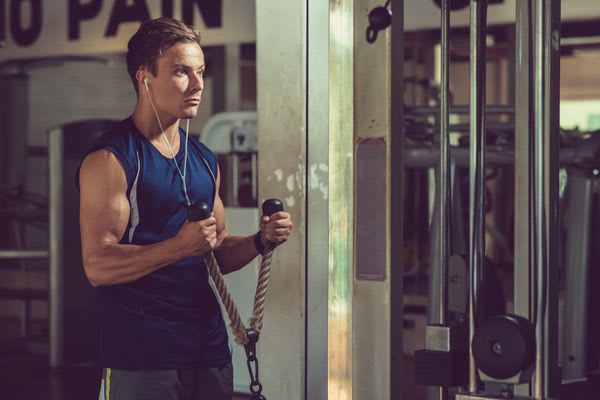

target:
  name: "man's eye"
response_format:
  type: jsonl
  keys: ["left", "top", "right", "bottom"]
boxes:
{"left": 176, "top": 69, "right": 187, "bottom": 76}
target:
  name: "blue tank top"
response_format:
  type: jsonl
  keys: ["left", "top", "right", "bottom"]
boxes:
{"left": 85, "top": 117, "right": 231, "bottom": 369}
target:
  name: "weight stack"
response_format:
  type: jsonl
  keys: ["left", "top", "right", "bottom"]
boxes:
{"left": 414, "top": 323, "right": 469, "bottom": 387}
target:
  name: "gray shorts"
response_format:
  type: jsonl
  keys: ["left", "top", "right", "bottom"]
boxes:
{"left": 97, "top": 364, "right": 233, "bottom": 400}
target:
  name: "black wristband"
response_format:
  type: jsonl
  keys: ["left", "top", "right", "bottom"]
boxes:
{"left": 254, "top": 231, "right": 265, "bottom": 255}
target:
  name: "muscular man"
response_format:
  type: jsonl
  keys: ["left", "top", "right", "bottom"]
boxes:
{"left": 78, "top": 17, "right": 292, "bottom": 400}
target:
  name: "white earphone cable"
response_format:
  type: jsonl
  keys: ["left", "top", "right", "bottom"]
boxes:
{"left": 145, "top": 80, "right": 192, "bottom": 206}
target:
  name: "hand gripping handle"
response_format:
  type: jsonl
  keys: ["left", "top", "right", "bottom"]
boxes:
{"left": 262, "top": 198, "right": 283, "bottom": 217}
{"left": 188, "top": 199, "right": 282, "bottom": 221}
{"left": 187, "top": 202, "right": 211, "bottom": 222}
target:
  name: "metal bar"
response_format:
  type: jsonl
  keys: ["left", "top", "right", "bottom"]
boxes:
{"left": 402, "top": 145, "right": 586, "bottom": 168}
{"left": 48, "top": 128, "right": 64, "bottom": 368}
{"left": 404, "top": 146, "right": 514, "bottom": 168}
{"left": 390, "top": 1, "right": 405, "bottom": 398}
{"left": 406, "top": 105, "right": 515, "bottom": 115}
{"left": 533, "top": 0, "right": 561, "bottom": 397}
{"left": 468, "top": 0, "right": 487, "bottom": 393}
{"left": 532, "top": 1, "right": 546, "bottom": 390}
{"left": 562, "top": 170, "right": 592, "bottom": 380}
{"left": 439, "top": 0, "right": 450, "bottom": 332}
{"left": 514, "top": 2, "right": 533, "bottom": 396}
{"left": 437, "top": 11, "right": 450, "bottom": 396}
{"left": 533, "top": 1, "right": 545, "bottom": 397}
{"left": 0, "top": 250, "right": 49, "bottom": 259}
{"left": 456, "top": 395, "right": 533, "bottom": 400}
{"left": 409, "top": 122, "right": 514, "bottom": 133}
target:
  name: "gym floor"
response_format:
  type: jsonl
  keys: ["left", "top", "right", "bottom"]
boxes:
{"left": 0, "top": 318, "right": 425, "bottom": 399}
{"left": 0, "top": 353, "right": 252, "bottom": 400}
{"left": 0, "top": 318, "right": 252, "bottom": 400}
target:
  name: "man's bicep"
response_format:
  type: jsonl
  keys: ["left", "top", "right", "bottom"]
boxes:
{"left": 213, "top": 164, "right": 227, "bottom": 233}
{"left": 79, "top": 150, "right": 131, "bottom": 256}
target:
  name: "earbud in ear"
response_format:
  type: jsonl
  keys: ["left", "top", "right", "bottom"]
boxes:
{"left": 143, "top": 77, "right": 150, "bottom": 92}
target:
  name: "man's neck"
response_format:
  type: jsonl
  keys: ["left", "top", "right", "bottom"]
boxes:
{"left": 131, "top": 105, "right": 179, "bottom": 144}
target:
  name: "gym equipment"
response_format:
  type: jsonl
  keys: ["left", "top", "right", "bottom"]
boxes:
{"left": 415, "top": 0, "right": 564, "bottom": 399}
{"left": 366, "top": 1, "right": 391, "bottom": 44}
{"left": 187, "top": 199, "right": 284, "bottom": 400}
{"left": 201, "top": 112, "right": 257, "bottom": 207}
{"left": 432, "top": 0, "right": 470, "bottom": 11}
{"left": 431, "top": 0, "right": 504, "bottom": 11}
{"left": 472, "top": 314, "right": 535, "bottom": 383}
{"left": 413, "top": 2, "right": 469, "bottom": 397}
{"left": 457, "top": 0, "right": 561, "bottom": 399}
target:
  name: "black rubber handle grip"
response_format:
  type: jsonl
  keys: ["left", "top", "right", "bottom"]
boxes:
{"left": 188, "top": 199, "right": 282, "bottom": 221}
{"left": 187, "top": 202, "right": 211, "bottom": 221}
{"left": 262, "top": 199, "right": 284, "bottom": 216}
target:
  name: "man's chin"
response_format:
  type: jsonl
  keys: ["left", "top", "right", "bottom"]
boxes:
{"left": 180, "top": 109, "right": 198, "bottom": 119}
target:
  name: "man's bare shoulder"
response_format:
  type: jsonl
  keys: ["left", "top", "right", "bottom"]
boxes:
{"left": 80, "top": 149, "right": 127, "bottom": 190}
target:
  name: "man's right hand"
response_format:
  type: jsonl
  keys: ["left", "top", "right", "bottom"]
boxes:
{"left": 177, "top": 213, "right": 218, "bottom": 257}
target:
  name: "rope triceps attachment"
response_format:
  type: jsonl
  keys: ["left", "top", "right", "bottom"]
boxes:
{"left": 244, "top": 328, "right": 266, "bottom": 400}
{"left": 187, "top": 198, "right": 284, "bottom": 400}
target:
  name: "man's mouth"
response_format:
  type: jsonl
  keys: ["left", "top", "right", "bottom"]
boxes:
{"left": 185, "top": 98, "right": 200, "bottom": 105}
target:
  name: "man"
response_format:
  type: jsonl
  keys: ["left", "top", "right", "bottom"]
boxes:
{"left": 79, "top": 17, "right": 292, "bottom": 400}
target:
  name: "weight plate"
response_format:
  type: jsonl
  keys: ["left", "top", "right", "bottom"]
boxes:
{"left": 472, "top": 314, "right": 535, "bottom": 380}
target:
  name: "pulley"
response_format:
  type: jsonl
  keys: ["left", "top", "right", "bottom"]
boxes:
{"left": 472, "top": 314, "right": 535, "bottom": 381}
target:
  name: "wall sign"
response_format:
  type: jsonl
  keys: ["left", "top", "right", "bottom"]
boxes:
{"left": 0, "top": 0, "right": 255, "bottom": 60}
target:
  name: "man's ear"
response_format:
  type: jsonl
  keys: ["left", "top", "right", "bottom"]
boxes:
{"left": 136, "top": 69, "right": 149, "bottom": 89}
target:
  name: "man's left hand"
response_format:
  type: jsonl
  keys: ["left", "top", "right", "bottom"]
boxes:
{"left": 260, "top": 212, "right": 293, "bottom": 245}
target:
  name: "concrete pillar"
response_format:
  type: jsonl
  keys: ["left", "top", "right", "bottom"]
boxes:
{"left": 256, "top": 1, "right": 307, "bottom": 398}
{"left": 256, "top": 1, "right": 403, "bottom": 398}
{"left": 353, "top": 0, "right": 390, "bottom": 399}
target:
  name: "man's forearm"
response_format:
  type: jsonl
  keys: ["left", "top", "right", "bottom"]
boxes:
{"left": 83, "top": 237, "right": 188, "bottom": 287}
{"left": 214, "top": 234, "right": 261, "bottom": 274}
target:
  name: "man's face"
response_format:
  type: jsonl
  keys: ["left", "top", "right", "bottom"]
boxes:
{"left": 144, "top": 41, "right": 205, "bottom": 121}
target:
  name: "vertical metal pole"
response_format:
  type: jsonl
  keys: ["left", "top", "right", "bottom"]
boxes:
{"left": 532, "top": 3, "right": 546, "bottom": 394}
{"left": 438, "top": 3, "right": 450, "bottom": 398}
{"left": 533, "top": 0, "right": 560, "bottom": 398}
{"left": 439, "top": 0, "right": 450, "bottom": 328}
{"left": 468, "top": 0, "right": 487, "bottom": 393}
{"left": 438, "top": 3, "right": 451, "bottom": 399}
{"left": 390, "top": 1, "right": 405, "bottom": 398}
{"left": 514, "top": 2, "right": 533, "bottom": 397}
{"left": 48, "top": 128, "right": 64, "bottom": 368}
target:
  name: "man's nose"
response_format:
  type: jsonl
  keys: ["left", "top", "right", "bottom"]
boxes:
{"left": 190, "top": 73, "right": 203, "bottom": 92}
